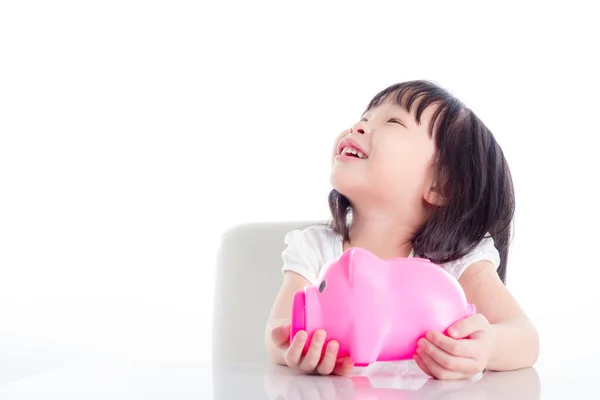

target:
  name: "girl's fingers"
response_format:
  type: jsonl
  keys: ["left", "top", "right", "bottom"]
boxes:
{"left": 271, "top": 324, "right": 291, "bottom": 348}
{"left": 284, "top": 330, "right": 308, "bottom": 368}
{"left": 418, "top": 338, "right": 478, "bottom": 374}
{"left": 298, "top": 330, "right": 327, "bottom": 372}
{"left": 413, "top": 353, "right": 434, "bottom": 377}
{"left": 316, "top": 340, "right": 340, "bottom": 375}
{"left": 425, "top": 331, "right": 474, "bottom": 358}
{"left": 333, "top": 357, "right": 354, "bottom": 376}
{"left": 416, "top": 347, "right": 467, "bottom": 380}
{"left": 285, "top": 330, "right": 352, "bottom": 376}
{"left": 448, "top": 313, "right": 489, "bottom": 340}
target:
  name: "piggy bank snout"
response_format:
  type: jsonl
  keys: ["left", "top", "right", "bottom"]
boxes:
{"left": 290, "top": 290, "right": 306, "bottom": 339}
{"left": 290, "top": 286, "right": 323, "bottom": 336}
{"left": 304, "top": 285, "right": 322, "bottom": 316}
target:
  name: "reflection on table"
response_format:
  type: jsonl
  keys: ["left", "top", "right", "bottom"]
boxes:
{"left": 261, "top": 360, "right": 540, "bottom": 400}
{"left": 1, "top": 350, "right": 539, "bottom": 399}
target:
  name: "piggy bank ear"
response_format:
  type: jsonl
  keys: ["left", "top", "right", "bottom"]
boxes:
{"left": 345, "top": 248, "right": 387, "bottom": 286}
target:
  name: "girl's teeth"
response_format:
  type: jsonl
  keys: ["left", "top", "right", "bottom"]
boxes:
{"left": 341, "top": 147, "right": 366, "bottom": 159}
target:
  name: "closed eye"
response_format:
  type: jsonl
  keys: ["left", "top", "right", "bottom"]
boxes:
{"left": 388, "top": 118, "right": 406, "bottom": 127}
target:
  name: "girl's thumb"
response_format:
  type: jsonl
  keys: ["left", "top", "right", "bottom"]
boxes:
{"left": 271, "top": 324, "right": 290, "bottom": 347}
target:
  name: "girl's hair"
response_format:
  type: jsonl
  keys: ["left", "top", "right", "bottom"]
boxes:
{"left": 327, "top": 80, "right": 515, "bottom": 283}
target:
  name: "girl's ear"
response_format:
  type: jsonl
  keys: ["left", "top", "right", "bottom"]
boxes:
{"left": 423, "top": 165, "right": 446, "bottom": 206}
{"left": 424, "top": 185, "right": 446, "bottom": 206}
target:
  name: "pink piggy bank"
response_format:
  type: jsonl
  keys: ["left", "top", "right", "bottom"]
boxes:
{"left": 290, "top": 247, "right": 476, "bottom": 366}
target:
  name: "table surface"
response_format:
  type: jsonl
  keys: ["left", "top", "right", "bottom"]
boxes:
{"left": 1, "top": 346, "right": 596, "bottom": 400}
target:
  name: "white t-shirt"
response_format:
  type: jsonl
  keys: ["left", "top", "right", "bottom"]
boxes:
{"left": 281, "top": 224, "right": 500, "bottom": 286}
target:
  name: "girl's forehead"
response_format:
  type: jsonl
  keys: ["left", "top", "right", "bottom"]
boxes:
{"left": 365, "top": 97, "right": 438, "bottom": 122}
{"left": 364, "top": 99, "right": 408, "bottom": 116}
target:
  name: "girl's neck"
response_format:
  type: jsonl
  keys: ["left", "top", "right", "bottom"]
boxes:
{"left": 343, "top": 212, "right": 419, "bottom": 260}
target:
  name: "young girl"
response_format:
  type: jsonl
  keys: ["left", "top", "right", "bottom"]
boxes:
{"left": 264, "top": 80, "right": 539, "bottom": 380}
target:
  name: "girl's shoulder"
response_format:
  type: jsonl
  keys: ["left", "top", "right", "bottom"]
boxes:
{"left": 280, "top": 224, "right": 500, "bottom": 283}
{"left": 280, "top": 224, "right": 342, "bottom": 285}
{"left": 284, "top": 223, "right": 339, "bottom": 248}
{"left": 437, "top": 234, "right": 501, "bottom": 280}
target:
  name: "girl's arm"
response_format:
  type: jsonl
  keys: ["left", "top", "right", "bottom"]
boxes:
{"left": 458, "top": 260, "right": 539, "bottom": 371}
{"left": 264, "top": 271, "right": 311, "bottom": 365}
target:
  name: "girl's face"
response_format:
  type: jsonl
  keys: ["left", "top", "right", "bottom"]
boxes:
{"left": 330, "top": 99, "right": 440, "bottom": 211}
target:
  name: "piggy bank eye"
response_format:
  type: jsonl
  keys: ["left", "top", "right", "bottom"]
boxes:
{"left": 319, "top": 280, "right": 327, "bottom": 292}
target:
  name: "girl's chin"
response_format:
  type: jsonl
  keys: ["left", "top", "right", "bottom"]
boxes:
{"left": 330, "top": 178, "right": 367, "bottom": 197}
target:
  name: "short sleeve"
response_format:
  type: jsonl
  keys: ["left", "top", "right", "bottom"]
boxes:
{"left": 281, "top": 229, "right": 322, "bottom": 286}
{"left": 442, "top": 234, "right": 501, "bottom": 280}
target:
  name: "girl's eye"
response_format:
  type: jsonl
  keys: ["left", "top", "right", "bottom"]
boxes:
{"left": 388, "top": 118, "right": 404, "bottom": 125}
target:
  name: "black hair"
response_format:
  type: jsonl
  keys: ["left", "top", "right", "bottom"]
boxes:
{"left": 327, "top": 80, "right": 515, "bottom": 283}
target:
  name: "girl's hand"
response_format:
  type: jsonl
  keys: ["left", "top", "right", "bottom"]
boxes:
{"left": 270, "top": 325, "right": 354, "bottom": 376}
{"left": 414, "top": 313, "right": 495, "bottom": 380}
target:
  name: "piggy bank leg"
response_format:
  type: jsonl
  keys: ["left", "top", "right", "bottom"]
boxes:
{"left": 350, "top": 347, "right": 380, "bottom": 367}
{"left": 349, "top": 323, "right": 388, "bottom": 367}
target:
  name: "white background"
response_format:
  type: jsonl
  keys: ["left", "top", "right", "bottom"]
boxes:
{"left": 1, "top": 0, "right": 599, "bottom": 381}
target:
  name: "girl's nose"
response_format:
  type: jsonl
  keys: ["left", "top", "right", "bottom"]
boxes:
{"left": 350, "top": 122, "right": 368, "bottom": 134}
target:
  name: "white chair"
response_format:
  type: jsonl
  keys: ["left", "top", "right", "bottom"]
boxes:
{"left": 211, "top": 220, "right": 322, "bottom": 364}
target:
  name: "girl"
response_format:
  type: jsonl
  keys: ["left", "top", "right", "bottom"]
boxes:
{"left": 264, "top": 80, "right": 539, "bottom": 380}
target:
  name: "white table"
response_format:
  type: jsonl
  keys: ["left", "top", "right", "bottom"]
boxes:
{"left": 2, "top": 348, "right": 592, "bottom": 399}
{"left": 1, "top": 334, "right": 597, "bottom": 399}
